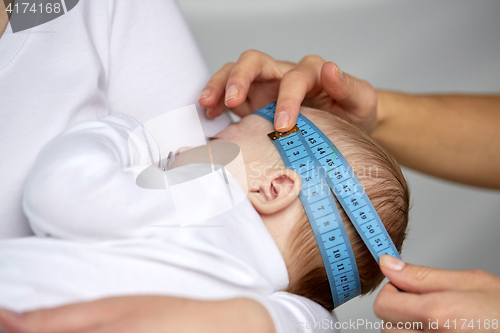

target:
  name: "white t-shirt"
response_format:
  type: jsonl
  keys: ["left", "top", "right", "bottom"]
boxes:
{"left": 0, "top": 2, "right": 336, "bottom": 331}
{"left": 0, "top": 0, "right": 229, "bottom": 239}
{"left": 0, "top": 114, "right": 337, "bottom": 333}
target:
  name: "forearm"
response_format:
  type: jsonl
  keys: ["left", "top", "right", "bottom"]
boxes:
{"left": 181, "top": 298, "right": 275, "bottom": 333}
{"left": 373, "top": 91, "right": 500, "bottom": 188}
{"left": 0, "top": 296, "right": 276, "bottom": 333}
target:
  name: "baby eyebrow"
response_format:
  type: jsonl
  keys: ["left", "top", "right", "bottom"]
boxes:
{"left": 206, "top": 121, "right": 239, "bottom": 142}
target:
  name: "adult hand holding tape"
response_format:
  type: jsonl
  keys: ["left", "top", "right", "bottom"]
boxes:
{"left": 203, "top": 50, "right": 500, "bottom": 331}
{"left": 376, "top": 255, "right": 500, "bottom": 333}
{"left": 198, "top": 50, "right": 378, "bottom": 133}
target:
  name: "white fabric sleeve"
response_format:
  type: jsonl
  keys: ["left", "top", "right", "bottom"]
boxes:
{"left": 257, "top": 292, "right": 339, "bottom": 333}
{"left": 106, "top": 0, "right": 230, "bottom": 136}
{"left": 22, "top": 114, "right": 173, "bottom": 241}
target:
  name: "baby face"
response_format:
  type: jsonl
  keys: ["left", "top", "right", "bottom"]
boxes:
{"left": 167, "top": 111, "right": 314, "bottom": 283}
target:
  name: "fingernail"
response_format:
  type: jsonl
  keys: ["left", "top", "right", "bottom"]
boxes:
{"left": 275, "top": 111, "right": 290, "bottom": 130}
{"left": 334, "top": 63, "right": 344, "bottom": 79}
{"left": 225, "top": 85, "right": 239, "bottom": 103}
{"left": 380, "top": 254, "right": 405, "bottom": 271}
{"left": 199, "top": 88, "right": 211, "bottom": 100}
{"left": 206, "top": 108, "right": 214, "bottom": 118}
{"left": 0, "top": 309, "right": 22, "bottom": 322}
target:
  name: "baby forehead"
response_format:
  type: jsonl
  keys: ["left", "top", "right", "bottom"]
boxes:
{"left": 299, "top": 107, "right": 342, "bottom": 123}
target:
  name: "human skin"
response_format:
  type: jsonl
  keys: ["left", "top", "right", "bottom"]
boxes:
{"left": 0, "top": 112, "right": 313, "bottom": 333}
{"left": 374, "top": 91, "right": 500, "bottom": 189}
{"left": 378, "top": 254, "right": 500, "bottom": 333}
{"left": 199, "top": 50, "right": 500, "bottom": 188}
{"left": 0, "top": 1, "right": 9, "bottom": 38}
{"left": 169, "top": 112, "right": 310, "bottom": 286}
{"left": 2, "top": 48, "right": 498, "bottom": 332}
{"left": 0, "top": 297, "right": 275, "bottom": 333}
{"left": 2, "top": 52, "right": 498, "bottom": 332}
{"left": 198, "top": 49, "right": 500, "bottom": 332}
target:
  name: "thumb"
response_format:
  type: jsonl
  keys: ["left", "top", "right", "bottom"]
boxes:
{"left": 320, "top": 62, "right": 378, "bottom": 132}
{"left": 320, "top": 62, "right": 375, "bottom": 108}
{"left": 379, "top": 254, "right": 484, "bottom": 294}
{"left": 0, "top": 309, "right": 22, "bottom": 333}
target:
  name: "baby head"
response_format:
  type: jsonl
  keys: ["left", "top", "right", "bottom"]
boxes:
{"left": 209, "top": 106, "right": 410, "bottom": 310}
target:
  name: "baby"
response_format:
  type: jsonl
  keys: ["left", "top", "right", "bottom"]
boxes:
{"left": 207, "top": 107, "right": 409, "bottom": 310}
{"left": 0, "top": 107, "right": 409, "bottom": 317}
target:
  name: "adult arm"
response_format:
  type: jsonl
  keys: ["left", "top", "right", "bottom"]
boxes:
{"left": 198, "top": 50, "right": 377, "bottom": 133}
{"left": 0, "top": 293, "right": 336, "bottom": 333}
{"left": 21, "top": 114, "right": 169, "bottom": 240}
{"left": 13, "top": 115, "right": 334, "bottom": 333}
{"left": 0, "top": 297, "right": 275, "bottom": 333}
{"left": 374, "top": 91, "right": 500, "bottom": 188}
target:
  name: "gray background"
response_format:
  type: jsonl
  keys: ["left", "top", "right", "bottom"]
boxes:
{"left": 176, "top": 0, "right": 500, "bottom": 331}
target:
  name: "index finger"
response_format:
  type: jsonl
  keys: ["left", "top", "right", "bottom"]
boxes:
{"left": 274, "top": 55, "right": 325, "bottom": 131}
{"left": 380, "top": 255, "right": 499, "bottom": 294}
{"left": 224, "top": 50, "right": 284, "bottom": 109}
{"left": 198, "top": 62, "right": 234, "bottom": 118}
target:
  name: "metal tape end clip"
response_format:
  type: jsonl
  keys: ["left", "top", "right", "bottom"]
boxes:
{"left": 267, "top": 125, "right": 299, "bottom": 140}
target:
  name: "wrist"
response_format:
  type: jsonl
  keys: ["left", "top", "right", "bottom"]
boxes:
{"left": 374, "top": 90, "right": 415, "bottom": 133}
{"left": 375, "top": 90, "right": 395, "bottom": 131}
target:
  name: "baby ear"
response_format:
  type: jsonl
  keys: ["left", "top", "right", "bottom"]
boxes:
{"left": 248, "top": 168, "right": 302, "bottom": 215}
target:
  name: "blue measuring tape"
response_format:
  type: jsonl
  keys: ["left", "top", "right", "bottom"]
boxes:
{"left": 254, "top": 102, "right": 401, "bottom": 308}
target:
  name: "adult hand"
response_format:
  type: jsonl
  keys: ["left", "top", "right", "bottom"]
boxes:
{"left": 375, "top": 255, "right": 500, "bottom": 332}
{"left": 199, "top": 50, "right": 378, "bottom": 133}
{"left": 0, "top": 296, "right": 274, "bottom": 333}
